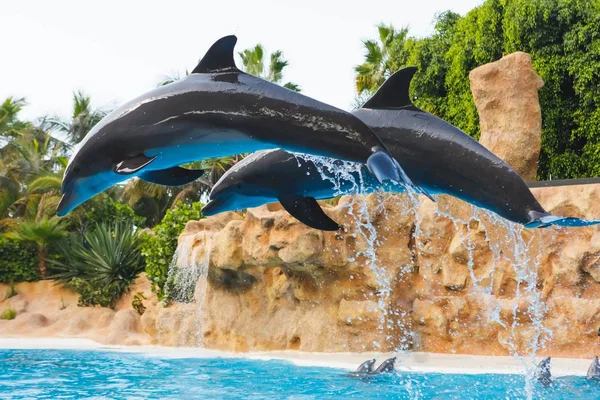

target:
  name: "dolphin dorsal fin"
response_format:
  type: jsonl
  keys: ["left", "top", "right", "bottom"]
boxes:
{"left": 362, "top": 67, "right": 418, "bottom": 109}
{"left": 192, "top": 35, "right": 239, "bottom": 74}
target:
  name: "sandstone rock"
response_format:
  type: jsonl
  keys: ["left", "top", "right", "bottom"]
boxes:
{"left": 106, "top": 309, "right": 144, "bottom": 345}
{"left": 5, "top": 180, "right": 600, "bottom": 358}
{"left": 470, "top": 52, "right": 544, "bottom": 180}
{"left": 442, "top": 262, "right": 469, "bottom": 291}
{"left": 3, "top": 294, "right": 28, "bottom": 314}
{"left": 337, "top": 299, "right": 382, "bottom": 326}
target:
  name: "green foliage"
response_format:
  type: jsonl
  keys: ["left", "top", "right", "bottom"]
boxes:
{"left": 238, "top": 43, "right": 301, "bottom": 92}
{"left": 66, "top": 278, "right": 122, "bottom": 309}
{"left": 132, "top": 292, "right": 146, "bottom": 315}
{"left": 48, "top": 221, "right": 144, "bottom": 308}
{"left": 358, "top": 0, "right": 600, "bottom": 179}
{"left": 5, "top": 216, "right": 67, "bottom": 277}
{"left": 0, "top": 237, "right": 39, "bottom": 283}
{"left": 140, "top": 202, "right": 204, "bottom": 300}
{"left": 79, "top": 196, "right": 145, "bottom": 230}
{"left": 0, "top": 308, "right": 16, "bottom": 320}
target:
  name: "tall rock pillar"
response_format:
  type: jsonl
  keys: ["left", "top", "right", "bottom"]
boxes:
{"left": 469, "top": 52, "right": 544, "bottom": 181}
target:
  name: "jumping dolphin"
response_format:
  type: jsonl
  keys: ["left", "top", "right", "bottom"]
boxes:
{"left": 587, "top": 356, "right": 600, "bottom": 380}
{"left": 56, "top": 36, "right": 427, "bottom": 217}
{"left": 535, "top": 357, "right": 552, "bottom": 387}
{"left": 203, "top": 67, "right": 600, "bottom": 230}
{"left": 344, "top": 359, "right": 376, "bottom": 377}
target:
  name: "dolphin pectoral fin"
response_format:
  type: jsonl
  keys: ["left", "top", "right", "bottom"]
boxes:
{"left": 192, "top": 35, "right": 239, "bottom": 74}
{"left": 367, "top": 149, "right": 436, "bottom": 202}
{"left": 278, "top": 195, "right": 341, "bottom": 231}
{"left": 115, "top": 154, "right": 157, "bottom": 175}
{"left": 140, "top": 167, "right": 204, "bottom": 186}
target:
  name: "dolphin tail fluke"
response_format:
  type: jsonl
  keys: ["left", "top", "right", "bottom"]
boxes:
{"left": 367, "top": 148, "right": 435, "bottom": 202}
{"left": 526, "top": 211, "right": 600, "bottom": 229}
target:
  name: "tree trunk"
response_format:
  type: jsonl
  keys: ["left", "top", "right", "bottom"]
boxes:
{"left": 38, "top": 248, "right": 47, "bottom": 279}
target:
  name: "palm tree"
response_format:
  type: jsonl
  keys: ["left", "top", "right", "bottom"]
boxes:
{"left": 0, "top": 97, "right": 29, "bottom": 140}
{"left": 355, "top": 24, "right": 410, "bottom": 95}
{"left": 0, "top": 133, "right": 66, "bottom": 221}
{"left": 239, "top": 44, "right": 301, "bottom": 92}
{"left": 5, "top": 216, "right": 67, "bottom": 278}
{"left": 45, "top": 91, "right": 108, "bottom": 144}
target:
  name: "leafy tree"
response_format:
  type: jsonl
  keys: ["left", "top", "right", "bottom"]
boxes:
{"left": 46, "top": 91, "right": 108, "bottom": 144}
{"left": 357, "top": 0, "right": 600, "bottom": 180}
{"left": 238, "top": 44, "right": 301, "bottom": 91}
{"left": 355, "top": 24, "right": 410, "bottom": 95}
{"left": 5, "top": 216, "right": 67, "bottom": 278}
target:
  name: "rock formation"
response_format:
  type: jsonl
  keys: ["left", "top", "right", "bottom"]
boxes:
{"left": 5, "top": 184, "right": 600, "bottom": 358}
{"left": 470, "top": 52, "right": 544, "bottom": 181}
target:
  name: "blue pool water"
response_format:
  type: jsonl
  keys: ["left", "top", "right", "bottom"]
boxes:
{"left": 1, "top": 349, "right": 598, "bottom": 399}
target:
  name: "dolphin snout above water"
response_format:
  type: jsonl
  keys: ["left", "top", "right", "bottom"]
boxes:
{"left": 57, "top": 35, "right": 429, "bottom": 217}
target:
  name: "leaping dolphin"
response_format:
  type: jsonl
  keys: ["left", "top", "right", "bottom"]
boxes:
{"left": 56, "top": 36, "right": 427, "bottom": 217}
{"left": 203, "top": 67, "right": 600, "bottom": 231}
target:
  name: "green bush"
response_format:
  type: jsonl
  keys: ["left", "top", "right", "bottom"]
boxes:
{"left": 132, "top": 292, "right": 146, "bottom": 315}
{"left": 0, "top": 237, "right": 39, "bottom": 283}
{"left": 1, "top": 308, "right": 16, "bottom": 320}
{"left": 140, "top": 202, "right": 203, "bottom": 300}
{"left": 48, "top": 221, "right": 144, "bottom": 308}
{"left": 66, "top": 278, "right": 123, "bottom": 309}
{"left": 79, "top": 197, "right": 145, "bottom": 231}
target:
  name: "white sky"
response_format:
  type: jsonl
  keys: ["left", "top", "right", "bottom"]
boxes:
{"left": 0, "top": 0, "right": 482, "bottom": 121}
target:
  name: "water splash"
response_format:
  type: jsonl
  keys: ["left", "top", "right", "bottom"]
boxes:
{"left": 163, "top": 233, "right": 212, "bottom": 347}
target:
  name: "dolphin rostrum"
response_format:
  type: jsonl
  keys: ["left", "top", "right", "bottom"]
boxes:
{"left": 203, "top": 67, "right": 600, "bottom": 230}
{"left": 56, "top": 36, "right": 427, "bottom": 217}
{"left": 535, "top": 357, "right": 552, "bottom": 387}
{"left": 587, "top": 356, "right": 600, "bottom": 380}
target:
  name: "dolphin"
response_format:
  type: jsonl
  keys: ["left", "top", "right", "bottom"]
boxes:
{"left": 344, "top": 359, "right": 376, "bottom": 377}
{"left": 535, "top": 357, "right": 552, "bottom": 387}
{"left": 203, "top": 67, "right": 600, "bottom": 231}
{"left": 56, "top": 36, "right": 427, "bottom": 217}
{"left": 371, "top": 357, "right": 396, "bottom": 374}
{"left": 587, "top": 356, "right": 600, "bottom": 381}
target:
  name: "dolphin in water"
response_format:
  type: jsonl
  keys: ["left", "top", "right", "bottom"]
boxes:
{"left": 535, "top": 357, "right": 552, "bottom": 387}
{"left": 587, "top": 356, "right": 600, "bottom": 381}
{"left": 56, "top": 36, "right": 427, "bottom": 217}
{"left": 344, "top": 359, "right": 376, "bottom": 377}
{"left": 372, "top": 357, "right": 396, "bottom": 374}
{"left": 203, "top": 67, "right": 600, "bottom": 231}
{"left": 345, "top": 357, "right": 395, "bottom": 379}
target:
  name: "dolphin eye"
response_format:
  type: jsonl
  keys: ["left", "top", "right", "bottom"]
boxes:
{"left": 73, "top": 167, "right": 81, "bottom": 174}
{"left": 236, "top": 183, "right": 242, "bottom": 190}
